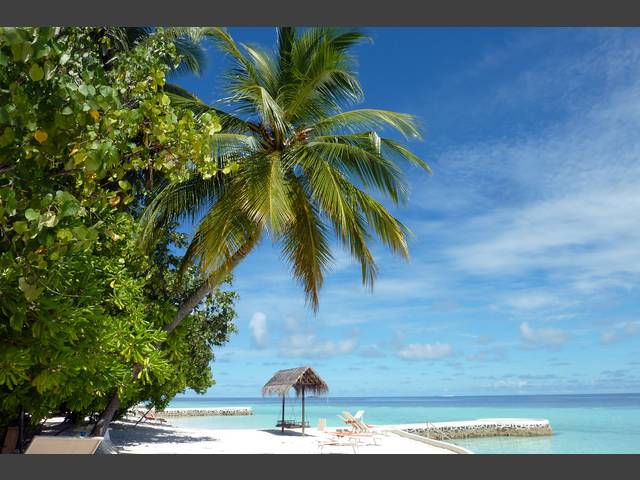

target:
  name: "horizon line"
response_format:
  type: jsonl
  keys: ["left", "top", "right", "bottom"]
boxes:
{"left": 174, "top": 391, "right": 640, "bottom": 399}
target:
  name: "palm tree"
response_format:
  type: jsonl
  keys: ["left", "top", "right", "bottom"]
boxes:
{"left": 149, "top": 27, "right": 431, "bottom": 330}
{"left": 92, "top": 27, "right": 430, "bottom": 436}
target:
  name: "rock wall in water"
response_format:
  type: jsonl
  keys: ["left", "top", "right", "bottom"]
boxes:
{"left": 403, "top": 419, "right": 552, "bottom": 440}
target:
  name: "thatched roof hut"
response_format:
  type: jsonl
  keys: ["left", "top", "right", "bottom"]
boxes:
{"left": 262, "top": 366, "right": 329, "bottom": 397}
{"left": 262, "top": 366, "right": 328, "bottom": 434}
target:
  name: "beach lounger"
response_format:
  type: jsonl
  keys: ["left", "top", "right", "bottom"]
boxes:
{"left": 24, "top": 436, "right": 103, "bottom": 454}
{"left": 318, "top": 431, "right": 359, "bottom": 454}
{"left": 343, "top": 411, "right": 379, "bottom": 431}
{"left": 341, "top": 412, "right": 384, "bottom": 444}
{"left": 336, "top": 414, "right": 357, "bottom": 432}
{"left": 136, "top": 408, "right": 167, "bottom": 425}
{"left": 340, "top": 411, "right": 375, "bottom": 429}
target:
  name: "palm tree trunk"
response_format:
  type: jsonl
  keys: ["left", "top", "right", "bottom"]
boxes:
{"left": 90, "top": 235, "right": 259, "bottom": 437}
{"left": 163, "top": 280, "right": 217, "bottom": 335}
{"left": 90, "top": 364, "right": 143, "bottom": 437}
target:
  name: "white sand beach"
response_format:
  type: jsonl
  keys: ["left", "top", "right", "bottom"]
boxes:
{"left": 106, "top": 420, "right": 458, "bottom": 454}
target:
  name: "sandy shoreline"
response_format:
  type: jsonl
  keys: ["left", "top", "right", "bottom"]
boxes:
{"left": 106, "top": 420, "right": 459, "bottom": 454}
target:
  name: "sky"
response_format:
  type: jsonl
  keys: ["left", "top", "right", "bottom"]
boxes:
{"left": 174, "top": 27, "right": 640, "bottom": 397}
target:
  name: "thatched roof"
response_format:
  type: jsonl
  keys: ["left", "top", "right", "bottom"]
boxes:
{"left": 262, "top": 366, "right": 329, "bottom": 397}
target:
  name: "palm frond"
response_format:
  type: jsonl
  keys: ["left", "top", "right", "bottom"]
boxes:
{"left": 171, "top": 36, "right": 207, "bottom": 75}
{"left": 180, "top": 192, "right": 260, "bottom": 277}
{"left": 311, "top": 109, "right": 423, "bottom": 139}
{"left": 381, "top": 138, "right": 432, "bottom": 173}
{"left": 279, "top": 178, "right": 333, "bottom": 310}
{"left": 241, "top": 43, "right": 280, "bottom": 96}
{"left": 240, "top": 151, "right": 294, "bottom": 234}
{"left": 232, "top": 84, "right": 291, "bottom": 136}
{"left": 138, "top": 175, "right": 225, "bottom": 251}
{"left": 210, "top": 132, "right": 260, "bottom": 163}
{"left": 164, "top": 84, "right": 259, "bottom": 134}
{"left": 295, "top": 150, "right": 378, "bottom": 288}
{"left": 304, "top": 137, "right": 407, "bottom": 203}
{"left": 281, "top": 29, "right": 367, "bottom": 123}
{"left": 277, "top": 27, "right": 297, "bottom": 84}
{"left": 205, "top": 27, "right": 260, "bottom": 85}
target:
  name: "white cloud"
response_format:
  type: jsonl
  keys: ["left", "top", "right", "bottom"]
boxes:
{"left": 502, "top": 291, "right": 567, "bottom": 311}
{"left": 520, "top": 322, "right": 569, "bottom": 347}
{"left": 600, "top": 330, "right": 618, "bottom": 345}
{"left": 249, "top": 312, "right": 268, "bottom": 349}
{"left": 283, "top": 316, "right": 299, "bottom": 332}
{"left": 279, "top": 333, "right": 357, "bottom": 358}
{"left": 624, "top": 321, "right": 640, "bottom": 336}
{"left": 431, "top": 31, "right": 640, "bottom": 304}
{"left": 397, "top": 343, "right": 452, "bottom": 360}
{"left": 358, "top": 345, "right": 386, "bottom": 358}
{"left": 600, "top": 321, "right": 640, "bottom": 345}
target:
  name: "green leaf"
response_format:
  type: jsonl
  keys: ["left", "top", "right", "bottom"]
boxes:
{"left": 0, "top": 127, "right": 15, "bottom": 147}
{"left": 18, "top": 277, "right": 43, "bottom": 302}
{"left": 99, "top": 86, "right": 112, "bottom": 97}
{"left": 13, "top": 221, "right": 28, "bottom": 234}
{"left": 85, "top": 154, "right": 102, "bottom": 172}
{"left": 9, "top": 312, "right": 25, "bottom": 331}
{"left": 11, "top": 42, "right": 32, "bottom": 62}
{"left": 28, "top": 63, "right": 44, "bottom": 81}
{"left": 34, "top": 45, "right": 51, "bottom": 59}
{"left": 56, "top": 228, "right": 74, "bottom": 242}
{"left": 25, "top": 208, "right": 40, "bottom": 221}
{"left": 72, "top": 225, "right": 87, "bottom": 240}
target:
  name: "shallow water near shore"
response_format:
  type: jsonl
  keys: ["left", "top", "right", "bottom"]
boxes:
{"left": 166, "top": 393, "right": 640, "bottom": 454}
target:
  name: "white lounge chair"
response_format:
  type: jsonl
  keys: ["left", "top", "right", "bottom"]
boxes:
{"left": 340, "top": 412, "right": 382, "bottom": 445}
{"left": 24, "top": 436, "right": 103, "bottom": 454}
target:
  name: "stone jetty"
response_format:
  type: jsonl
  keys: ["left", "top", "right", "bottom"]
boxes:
{"left": 157, "top": 407, "right": 252, "bottom": 417}
{"left": 390, "top": 418, "right": 552, "bottom": 440}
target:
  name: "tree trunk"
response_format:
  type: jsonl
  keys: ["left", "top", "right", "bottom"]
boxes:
{"left": 163, "top": 280, "right": 217, "bottom": 335}
{"left": 90, "top": 392, "right": 121, "bottom": 437}
{"left": 90, "top": 235, "right": 260, "bottom": 437}
{"left": 89, "top": 282, "right": 213, "bottom": 438}
{"left": 91, "top": 363, "right": 143, "bottom": 437}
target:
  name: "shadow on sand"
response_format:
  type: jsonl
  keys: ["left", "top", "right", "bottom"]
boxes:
{"left": 109, "top": 423, "right": 219, "bottom": 447}
{"left": 260, "top": 428, "right": 319, "bottom": 437}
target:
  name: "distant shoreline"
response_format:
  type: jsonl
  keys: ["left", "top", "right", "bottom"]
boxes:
{"left": 172, "top": 392, "right": 640, "bottom": 400}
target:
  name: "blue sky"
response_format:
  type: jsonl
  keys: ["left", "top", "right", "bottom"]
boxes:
{"left": 175, "top": 28, "right": 640, "bottom": 397}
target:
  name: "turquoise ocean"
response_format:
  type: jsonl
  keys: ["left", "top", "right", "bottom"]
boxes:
{"left": 167, "top": 393, "right": 640, "bottom": 454}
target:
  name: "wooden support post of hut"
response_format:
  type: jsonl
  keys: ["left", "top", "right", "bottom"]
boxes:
{"left": 262, "top": 366, "right": 328, "bottom": 436}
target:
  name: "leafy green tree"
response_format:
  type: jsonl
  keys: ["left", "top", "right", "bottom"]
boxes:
{"left": 0, "top": 27, "right": 236, "bottom": 436}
